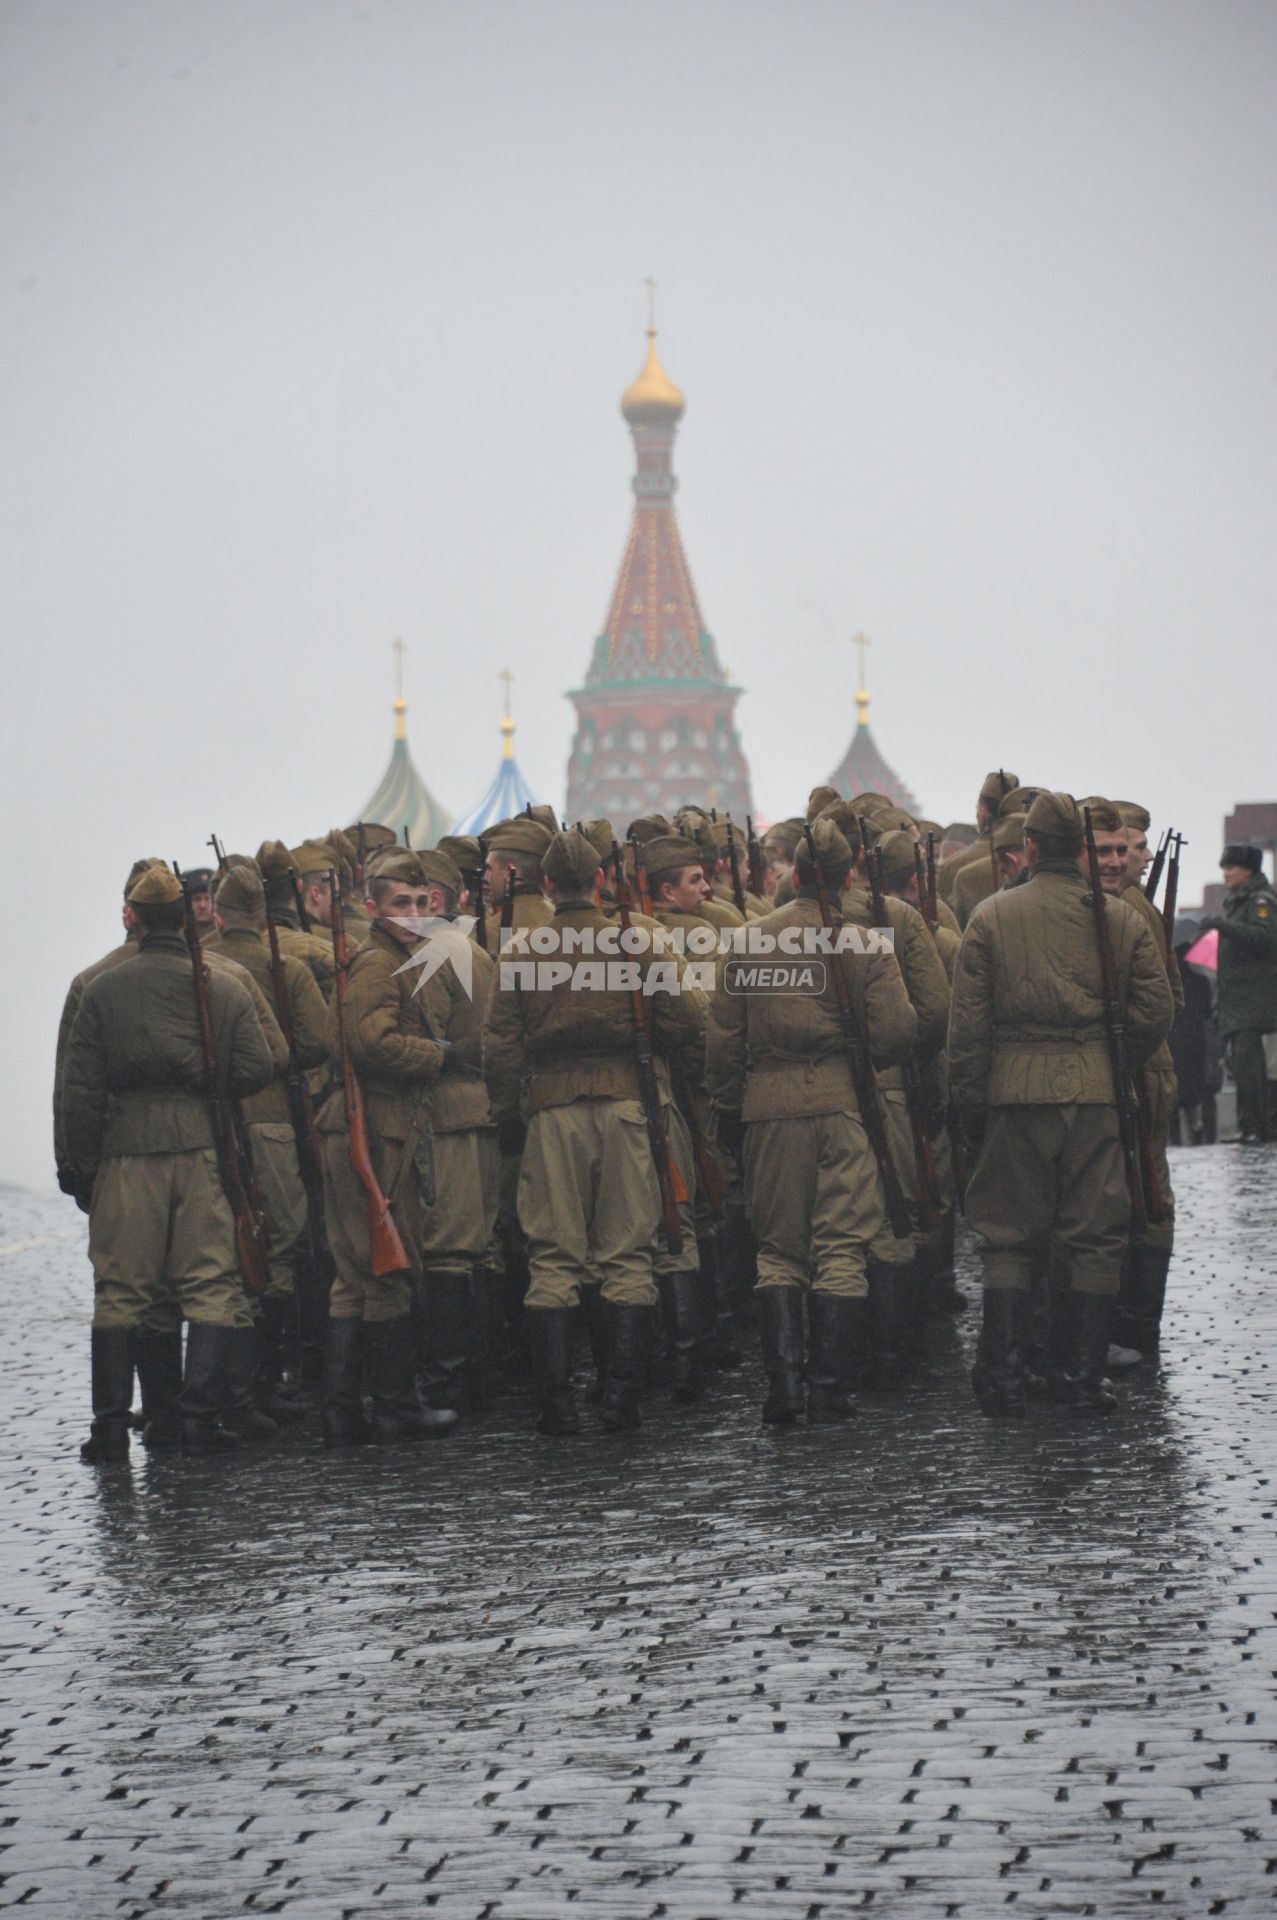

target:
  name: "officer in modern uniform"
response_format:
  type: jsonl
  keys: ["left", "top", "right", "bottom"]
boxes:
{"left": 1201, "top": 843, "right": 1277, "bottom": 1142}
{"left": 948, "top": 792, "right": 1174, "bottom": 1418}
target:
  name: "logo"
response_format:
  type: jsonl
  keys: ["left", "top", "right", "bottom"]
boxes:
{"left": 392, "top": 916, "right": 477, "bottom": 1000}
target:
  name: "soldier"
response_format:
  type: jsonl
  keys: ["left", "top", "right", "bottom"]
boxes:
{"left": 256, "top": 840, "right": 338, "bottom": 1003}
{"left": 328, "top": 827, "right": 375, "bottom": 941}
{"left": 844, "top": 810, "right": 952, "bottom": 1376}
{"left": 485, "top": 829, "right": 701, "bottom": 1435}
{"left": 207, "top": 862, "right": 329, "bottom": 1426}
{"left": 936, "top": 770, "right": 1019, "bottom": 910}
{"left": 954, "top": 786, "right": 1038, "bottom": 928}
{"left": 948, "top": 792, "right": 1174, "bottom": 1419}
{"left": 181, "top": 865, "right": 216, "bottom": 931}
{"left": 60, "top": 864, "right": 276, "bottom": 1458}
{"left": 315, "top": 848, "right": 458, "bottom": 1445}
{"left": 1106, "top": 801, "right": 1182, "bottom": 1363}
{"left": 1200, "top": 843, "right": 1277, "bottom": 1143}
{"left": 706, "top": 818, "right": 916, "bottom": 1423}
{"left": 639, "top": 830, "right": 723, "bottom": 1396}
{"left": 991, "top": 812, "right": 1029, "bottom": 889}
{"left": 407, "top": 848, "right": 499, "bottom": 1416}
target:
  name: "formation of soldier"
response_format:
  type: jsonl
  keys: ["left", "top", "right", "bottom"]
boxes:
{"left": 52, "top": 773, "right": 1266, "bottom": 1458}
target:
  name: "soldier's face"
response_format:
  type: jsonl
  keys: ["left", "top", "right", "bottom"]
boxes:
{"left": 190, "top": 890, "right": 214, "bottom": 927}
{"left": 483, "top": 852, "right": 506, "bottom": 905}
{"left": 305, "top": 883, "right": 333, "bottom": 927}
{"left": 662, "top": 865, "right": 712, "bottom": 914}
{"left": 1085, "top": 832, "right": 1129, "bottom": 894}
{"left": 1221, "top": 863, "right": 1252, "bottom": 889}
{"left": 377, "top": 886, "right": 434, "bottom": 946}
{"left": 1124, "top": 832, "right": 1149, "bottom": 884}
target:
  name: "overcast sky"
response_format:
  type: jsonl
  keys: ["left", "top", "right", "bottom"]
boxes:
{"left": 3, "top": 0, "right": 1274, "bottom": 1190}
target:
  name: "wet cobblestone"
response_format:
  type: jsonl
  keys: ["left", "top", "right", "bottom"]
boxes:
{"left": 1, "top": 1146, "right": 1275, "bottom": 1916}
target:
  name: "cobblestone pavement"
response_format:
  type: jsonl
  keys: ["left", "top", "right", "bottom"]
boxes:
{"left": 1, "top": 1146, "right": 1275, "bottom": 1918}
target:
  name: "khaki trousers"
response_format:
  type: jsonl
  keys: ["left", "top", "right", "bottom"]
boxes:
{"left": 321, "top": 1130, "right": 423, "bottom": 1322}
{"left": 519, "top": 1098, "right": 659, "bottom": 1310}
{"left": 89, "top": 1150, "right": 250, "bottom": 1330}
{"left": 743, "top": 1111, "right": 884, "bottom": 1299}
{"left": 965, "top": 1104, "right": 1130, "bottom": 1296}
{"left": 249, "top": 1121, "right": 309, "bottom": 1299}
{"left": 419, "top": 1127, "right": 500, "bottom": 1281}
{"left": 867, "top": 1086, "right": 916, "bottom": 1268}
{"left": 652, "top": 1100, "right": 698, "bottom": 1281}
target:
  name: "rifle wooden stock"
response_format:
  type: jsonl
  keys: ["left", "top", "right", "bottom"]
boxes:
{"left": 861, "top": 834, "right": 943, "bottom": 1227}
{"left": 925, "top": 832, "right": 939, "bottom": 936}
{"left": 672, "top": 1063, "right": 727, "bottom": 1218}
{"left": 804, "top": 825, "right": 912, "bottom": 1239}
{"left": 265, "top": 915, "right": 327, "bottom": 1260}
{"left": 1082, "top": 811, "right": 1150, "bottom": 1233}
{"left": 176, "top": 865, "right": 271, "bottom": 1296}
{"left": 611, "top": 841, "right": 683, "bottom": 1255}
{"left": 330, "top": 872, "right": 410, "bottom": 1277}
{"left": 629, "top": 837, "right": 654, "bottom": 918}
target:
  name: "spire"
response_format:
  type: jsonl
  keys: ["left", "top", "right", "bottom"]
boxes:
{"left": 853, "top": 631, "right": 871, "bottom": 728}
{"left": 826, "top": 630, "right": 920, "bottom": 814}
{"left": 358, "top": 638, "right": 451, "bottom": 847}
{"left": 392, "top": 636, "right": 408, "bottom": 740}
{"left": 451, "top": 674, "right": 540, "bottom": 834}
{"left": 564, "top": 298, "right": 754, "bottom": 824}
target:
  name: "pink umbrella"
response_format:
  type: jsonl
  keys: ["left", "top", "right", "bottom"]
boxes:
{"left": 1184, "top": 928, "right": 1218, "bottom": 972}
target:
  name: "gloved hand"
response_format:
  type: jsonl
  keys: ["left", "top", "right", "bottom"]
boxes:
{"left": 497, "top": 1113, "right": 527, "bottom": 1156}
{"left": 1197, "top": 915, "right": 1222, "bottom": 933}
{"left": 716, "top": 1110, "right": 745, "bottom": 1156}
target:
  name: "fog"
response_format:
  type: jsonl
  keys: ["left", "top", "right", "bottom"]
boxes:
{"left": 3, "top": 0, "right": 1274, "bottom": 1190}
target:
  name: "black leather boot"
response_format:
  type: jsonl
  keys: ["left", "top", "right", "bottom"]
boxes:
{"left": 135, "top": 1328, "right": 182, "bottom": 1450}
{"left": 579, "top": 1285, "right": 608, "bottom": 1403}
{"left": 1123, "top": 1247, "right": 1171, "bottom": 1360}
{"left": 1072, "top": 1292, "right": 1120, "bottom": 1414}
{"left": 758, "top": 1286, "right": 804, "bottom": 1424}
{"left": 416, "top": 1272, "right": 472, "bottom": 1414}
{"left": 321, "top": 1316, "right": 370, "bottom": 1448}
{"left": 806, "top": 1294, "right": 864, "bottom": 1423}
{"left": 179, "top": 1323, "right": 240, "bottom": 1453}
{"left": 255, "top": 1296, "right": 306, "bottom": 1424}
{"left": 657, "top": 1269, "right": 704, "bottom": 1401}
{"left": 599, "top": 1301, "right": 653, "bottom": 1431}
{"left": 865, "top": 1261, "right": 909, "bottom": 1391}
{"left": 971, "top": 1288, "right": 1029, "bottom": 1419}
{"left": 221, "top": 1326, "right": 278, "bottom": 1440}
{"left": 80, "top": 1328, "right": 136, "bottom": 1462}
{"left": 365, "top": 1316, "right": 457, "bottom": 1442}
{"left": 697, "top": 1232, "right": 742, "bottom": 1369}
{"left": 929, "top": 1208, "right": 965, "bottom": 1312}
{"left": 467, "top": 1262, "right": 494, "bottom": 1411}
{"left": 525, "top": 1307, "right": 582, "bottom": 1435}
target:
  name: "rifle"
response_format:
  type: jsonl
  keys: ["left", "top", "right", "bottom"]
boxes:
{"left": 746, "top": 814, "right": 765, "bottom": 898}
{"left": 925, "top": 832, "right": 939, "bottom": 935}
{"left": 330, "top": 870, "right": 410, "bottom": 1275}
{"left": 175, "top": 863, "right": 271, "bottom": 1295}
{"left": 208, "top": 833, "right": 229, "bottom": 876}
{"left": 611, "top": 840, "right": 683, "bottom": 1255}
{"left": 1082, "top": 810, "right": 1154, "bottom": 1231}
{"left": 803, "top": 824, "right": 912, "bottom": 1239}
{"left": 725, "top": 817, "right": 747, "bottom": 917}
{"left": 290, "top": 867, "right": 313, "bottom": 934}
{"left": 1161, "top": 831, "right": 1183, "bottom": 954}
{"left": 629, "top": 836, "right": 654, "bottom": 917}
{"left": 468, "top": 865, "right": 489, "bottom": 952}
{"left": 265, "top": 914, "right": 327, "bottom": 1262}
{"left": 1143, "top": 828, "right": 1171, "bottom": 904}
{"left": 860, "top": 830, "right": 944, "bottom": 1229}
{"left": 355, "top": 823, "right": 368, "bottom": 890}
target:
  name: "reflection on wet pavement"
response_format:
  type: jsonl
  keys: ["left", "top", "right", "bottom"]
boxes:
{"left": 1, "top": 1147, "right": 1274, "bottom": 1914}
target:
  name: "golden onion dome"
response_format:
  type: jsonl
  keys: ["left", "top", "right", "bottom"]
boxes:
{"left": 621, "top": 328, "right": 685, "bottom": 425}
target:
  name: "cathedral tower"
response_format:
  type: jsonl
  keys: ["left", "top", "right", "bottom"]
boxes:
{"left": 564, "top": 325, "right": 752, "bottom": 823}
